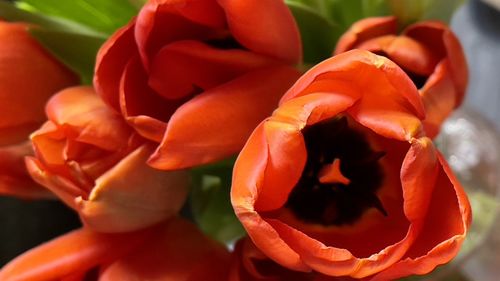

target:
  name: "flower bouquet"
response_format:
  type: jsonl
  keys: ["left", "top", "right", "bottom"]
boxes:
{"left": 0, "top": 0, "right": 483, "bottom": 280}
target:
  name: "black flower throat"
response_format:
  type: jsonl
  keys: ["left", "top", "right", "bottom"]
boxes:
{"left": 285, "top": 115, "right": 388, "bottom": 226}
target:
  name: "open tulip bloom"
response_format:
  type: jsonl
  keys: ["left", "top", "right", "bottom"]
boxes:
{"left": 0, "top": 0, "right": 474, "bottom": 280}
{"left": 231, "top": 50, "right": 471, "bottom": 280}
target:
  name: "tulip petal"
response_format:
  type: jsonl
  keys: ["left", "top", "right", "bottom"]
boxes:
{"left": 232, "top": 125, "right": 310, "bottom": 272}
{"left": 100, "top": 218, "right": 230, "bottom": 281}
{"left": 419, "top": 61, "right": 456, "bottom": 138}
{"left": 356, "top": 35, "right": 440, "bottom": 76}
{"left": 230, "top": 238, "right": 314, "bottom": 281}
{"left": 149, "top": 40, "right": 279, "bottom": 100}
{"left": 76, "top": 145, "right": 189, "bottom": 233}
{"left": 0, "top": 141, "right": 53, "bottom": 199}
{"left": 119, "top": 56, "right": 173, "bottom": 142}
{"left": 135, "top": 0, "right": 224, "bottom": 69}
{"left": 25, "top": 157, "right": 83, "bottom": 208}
{"left": 369, "top": 154, "right": 471, "bottom": 281}
{"left": 400, "top": 138, "right": 439, "bottom": 221}
{"left": 148, "top": 66, "right": 301, "bottom": 170}
{"left": 334, "top": 16, "right": 397, "bottom": 54}
{"left": 46, "top": 86, "right": 132, "bottom": 151}
{"left": 0, "top": 21, "right": 77, "bottom": 129}
{"left": 403, "top": 21, "right": 468, "bottom": 106}
{"left": 94, "top": 20, "right": 137, "bottom": 111}
{"left": 281, "top": 50, "right": 425, "bottom": 122}
{"left": 0, "top": 227, "right": 151, "bottom": 281}
{"left": 217, "top": 0, "right": 302, "bottom": 64}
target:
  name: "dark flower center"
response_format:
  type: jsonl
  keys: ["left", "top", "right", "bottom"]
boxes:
{"left": 285, "top": 115, "right": 387, "bottom": 226}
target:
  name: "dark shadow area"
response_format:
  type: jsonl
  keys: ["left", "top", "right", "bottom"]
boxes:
{"left": 0, "top": 197, "right": 81, "bottom": 266}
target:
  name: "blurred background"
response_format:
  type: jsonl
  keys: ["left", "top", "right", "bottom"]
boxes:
{"left": 0, "top": 0, "right": 498, "bottom": 280}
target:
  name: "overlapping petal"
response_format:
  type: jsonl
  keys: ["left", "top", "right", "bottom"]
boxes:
{"left": 335, "top": 16, "right": 468, "bottom": 138}
{"left": 0, "top": 21, "right": 78, "bottom": 198}
{"left": 231, "top": 50, "right": 471, "bottom": 279}
{"left": 0, "top": 218, "right": 231, "bottom": 281}
{"left": 26, "top": 86, "right": 189, "bottom": 233}
{"left": 94, "top": 0, "right": 302, "bottom": 170}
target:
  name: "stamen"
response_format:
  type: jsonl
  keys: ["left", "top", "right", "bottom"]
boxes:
{"left": 318, "top": 158, "right": 351, "bottom": 185}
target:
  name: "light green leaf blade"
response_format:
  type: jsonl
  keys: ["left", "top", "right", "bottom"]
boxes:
{"left": 0, "top": 1, "right": 103, "bottom": 36}
{"left": 286, "top": 1, "right": 340, "bottom": 65}
{"left": 190, "top": 158, "right": 246, "bottom": 245}
{"left": 19, "top": 0, "right": 137, "bottom": 35}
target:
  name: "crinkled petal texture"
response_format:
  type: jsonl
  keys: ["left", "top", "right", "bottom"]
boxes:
{"left": 231, "top": 50, "right": 471, "bottom": 279}
{"left": 334, "top": 16, "right": 468, "bottom": 138}
{"left": 0, "top": 20, "right": 78, "bottom": 198}
{"left": 26, "top": 86, "right": 189, "bottom": 233}
{"left": 94, "top": 0, "right": 302, "bottom": 170}
{"left": 0, "top": 218, "right": 230, "bottom": 281}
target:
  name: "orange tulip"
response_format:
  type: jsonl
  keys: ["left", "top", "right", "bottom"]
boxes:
{"left": 94, "top": 0, "right": 302, "bottom": 170}
{"left": 25, "top": 86, "right": 189, "bottom": 233}
{"left": 0, "top": 218, "right": 230, "bottom": 281}
{"left": 231, "top": 50, "right": 471, "bottom": 280}
{"left": 0, "top": 20, "right": 78, "bottom": 198}
{"left": 334, "top": 16, "right": 468, "bottom": 138}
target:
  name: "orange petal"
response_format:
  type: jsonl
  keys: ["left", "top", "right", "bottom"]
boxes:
{"left": 217, "top": 0, "right": 302, "bottom": 64}
{"left": 94, "top": 20, "right": 136, "bottom": 111}
{"left": 370, "top": 153, "right": 471, "bottom": 281}
{"left": 148, "top": 66, "right": 301, "bottom": 170}
{"left": 282, "top": 50, "right": 425, "bottom": 121}
{"left": 267, "top": 216, "right": 422, "bottom": 278}
{"left": 0, "top": 141, "right": 53, "bottom": 199}
{"left": 25, "top": 156, "right": 83, "bottom": 208}
{"left": 0, "top": 227, "right": 151, "bottom": 281}
{"left": 119, "top": 56, "right": 173, "bottom": 142}
{"left": 229, "top": 237, "right": 314, "bottom": 281}
{"left": 148, "top": 40, "right": 279, "bottom": 100}
{"left": 45, "top": 86, "right": 133, "bottom": 151}
{"left": 442, "top": 28, "right": 468, "bottom": 106}
{"left": 100, "top": 218, "right": 231, "bottom": 281}
{"left": 400, "top": 138, "right": 439, "bottom": 222}
{"left": 0, "top": 21, "right": 77, "bottom": 130}
{"left": 135, "top": 0, "right": 224, "bottom": 70}
{"left": 76, "top": 144, "right": 189, "bottom": 233}
{"left": 334, "top": 16, "right": 397, "bottom": 54}
{"left": 356, "top": 35, "right": 439, "bottom": 76}
{"left": 403, "top": 21, "right": 468, "bottom": 106}
{"left": 231, "top": 125, "right": 310, "bottom": 272}
{"left": 419, "top": 60, "right": 456, "bottom": 138}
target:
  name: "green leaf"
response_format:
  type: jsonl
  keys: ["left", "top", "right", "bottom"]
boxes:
{"left": 327, "top": 0, "right": 389, "bottom": 29}
{"left": 189, "top": 157, "right": 246, "bottom": 245}
{"left": 18, "top": 0, "right": 137, "bottom": 35}
{"left": 286, "top": 1, "right": 340, "bottom": 65}
{"left": 286, "top": 0, "right": 389, "bottom": 65}
{"left": 29, "top": 29, "right": 105, "bottom": 84}
{"left": 0, "top": 1, "right": 103, "bottom": 36}
{"left": 387, "top": 0, "right": 465, "bottom": 27}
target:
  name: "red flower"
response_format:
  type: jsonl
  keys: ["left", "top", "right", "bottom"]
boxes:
{"left": 0, "top": 20, "right": 78, "bottom": 198}
{"left": 0, "top": 218, "right": 230, "bottom": 281}
{"left": 335, "top": 16, "right": 468, "bottom": 137}
{"left": 94, "top": 0, "right": 302, "bottom": 170}
{"left": 26, "top": 86, "right": 189, "bottom": 232}
{"left": 231, "top": 50, "right": 471, "bottom": 280}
